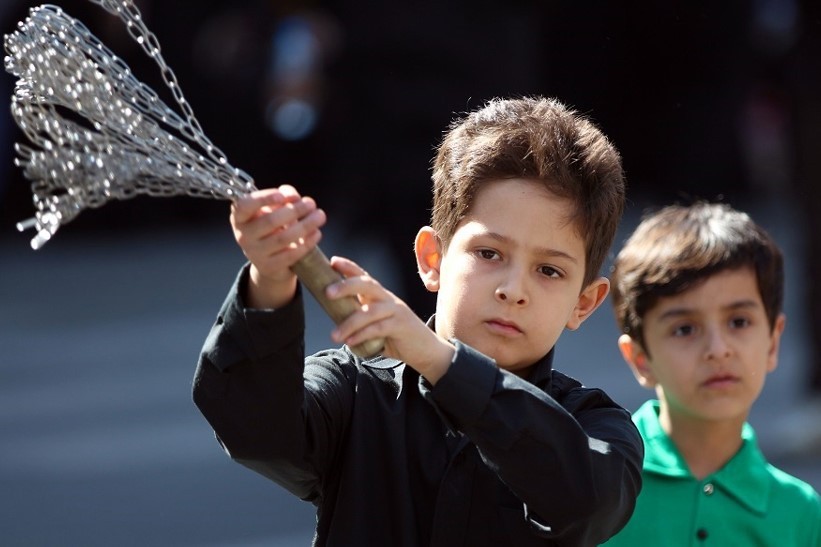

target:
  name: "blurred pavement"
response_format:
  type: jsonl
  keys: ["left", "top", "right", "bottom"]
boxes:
{"left": 1, "top": 199, "right": 819, "bottom": 546}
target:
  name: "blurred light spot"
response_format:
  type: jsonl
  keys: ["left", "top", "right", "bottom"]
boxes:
{"left": 271, "top": 17, "right": 319, "bottom": 79}
{"left": 266, "top": 98, "right": 317, "bottom": 141}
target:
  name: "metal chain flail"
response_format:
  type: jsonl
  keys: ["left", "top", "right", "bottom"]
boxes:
{"left": 4, "top": 1, "right": 256, "bottom": 249}
{"left": 4, "top": 1, "right": 385, "bottom": 357}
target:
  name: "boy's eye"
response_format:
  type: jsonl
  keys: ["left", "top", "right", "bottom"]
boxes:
{"left": 538, "top": 265, "right": 562, "bottom": 278}
{"left": 729, "top": 316, "right": 751, "bottom": 329}
{"left": 672, "top": 324, "right": 695, "bottom": 337}
{"left": 477, "top": 249, "right": 500, "bottom": 260}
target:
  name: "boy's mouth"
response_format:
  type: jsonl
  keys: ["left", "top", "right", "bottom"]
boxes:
{"left": 485, "top": 318, "right": 523, "bottom": 336}
{"left": 702, "top": 374, "right": 740, "bottom": 388}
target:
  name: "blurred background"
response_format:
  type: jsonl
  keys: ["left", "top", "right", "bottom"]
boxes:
{"left": 1, "top": 0, "right": 819, "bottom": 545}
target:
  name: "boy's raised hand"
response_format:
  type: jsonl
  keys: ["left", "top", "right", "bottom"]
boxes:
{"left": 230, "top": 185, "right": 327, "bottom": 309}
{"left": 230, "top": 186, "right": 454, "bottom": 379}
{"left": 327, "top": 256, "right": 455, "bottom": 384}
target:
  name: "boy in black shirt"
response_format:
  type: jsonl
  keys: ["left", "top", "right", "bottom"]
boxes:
{"left": 194, "top": 96, "right": 643, "bottom": 546}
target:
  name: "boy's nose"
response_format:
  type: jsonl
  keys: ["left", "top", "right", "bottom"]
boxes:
{"left": 495, "top": 274, "right": 528, "bottom": 305}
{"left": 704, "top": 329, "right": 733, "bottom": 361}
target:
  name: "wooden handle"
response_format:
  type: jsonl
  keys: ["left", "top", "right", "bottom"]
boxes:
{"left": 291, "top": 246, "right": 385, "bottom": 358}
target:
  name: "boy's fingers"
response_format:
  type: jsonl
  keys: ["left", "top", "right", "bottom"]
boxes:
{"left": 327, "top": 262, "right": 382, "bottom": 302}
{"left": 232, "top": 189, "right": 285, "bottom": 224}
{"left": 253, "top": 199, "right": 320, "bottom": 239}
{"left": 255, "top": 228, "right": 323, "bottom": 273}
{"left": 256, "top": 207, "right": 324, "bottom": 252}
{"left": 329, "top": 256, "right": 366, "bottom": 277}
{"left": 233, "top": 186, "right": 311, "bottom": 224}
{"left": 278, "top": 184, "right": 300, "bottom": 200}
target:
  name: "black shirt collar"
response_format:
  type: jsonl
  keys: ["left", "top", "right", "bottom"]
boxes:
{"left": 424, "top": 314, "right": 556, "bottom": 387}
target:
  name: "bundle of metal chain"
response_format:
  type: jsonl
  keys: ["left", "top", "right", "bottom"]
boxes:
{"left": 5, "top": 1, "right": 255, "bottom": 249}
{"left": 3, "top": 1, "right": 383, "bottom": 357}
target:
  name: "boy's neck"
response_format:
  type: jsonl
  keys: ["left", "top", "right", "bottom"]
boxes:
{"left": 659, "top": 406, "right": 746, "bottom": 480}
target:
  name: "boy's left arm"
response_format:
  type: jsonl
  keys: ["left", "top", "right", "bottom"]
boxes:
{"left": 429, "top": 342, "right": 644, "bottom": 545}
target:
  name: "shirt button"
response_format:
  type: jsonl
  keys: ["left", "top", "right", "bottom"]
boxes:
{"left": 702, "top": 483, "right": 714, "bottom": 495}
{"left": 696, "top": 528, "right": 708, "bottom": 541}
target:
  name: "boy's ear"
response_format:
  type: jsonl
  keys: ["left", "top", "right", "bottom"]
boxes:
{"left": 415, "top": 226, "right": 442, "bottom": 292}
{"left": 618, "top": 334, "right": 657, "bottom": 389}
{"left": 565, "top": 276, "right": 609, "bottom": 331}
{"left": 766, "top": 313, "right": 787, "bottom": 373}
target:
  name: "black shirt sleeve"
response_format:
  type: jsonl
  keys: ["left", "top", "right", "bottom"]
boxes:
{"left": 192, "top": 265, "right": 356, "bottom": 503}
{"left": 429, "top": 341, "right": 643, "bottom": 545}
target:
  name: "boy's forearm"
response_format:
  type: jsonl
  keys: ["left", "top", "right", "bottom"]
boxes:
{"left": 247, "top": 264, "right": 298, "bottom": 309}
{"left": 410, "top": 338, "right": 456, "bottom": 385}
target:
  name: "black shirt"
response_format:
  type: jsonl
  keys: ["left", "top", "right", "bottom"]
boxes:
{"left": 193, "top": 267, "right": 643, "bottom": 546}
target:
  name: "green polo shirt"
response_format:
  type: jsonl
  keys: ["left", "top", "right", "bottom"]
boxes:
{"left": 602, "top": 400, "right": 821, "bottom": 546}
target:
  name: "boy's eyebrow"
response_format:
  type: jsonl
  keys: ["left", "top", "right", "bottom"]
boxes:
{"left": 657, "top": 299, "right": 762, "bottom": 321}
{"left": 485, "top": 231, "right": 579, "bottom": 264}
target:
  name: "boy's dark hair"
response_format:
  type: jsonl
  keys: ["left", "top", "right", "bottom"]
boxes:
{"left": 430, "top": 96, "right": 625, "bottom": 288}
{"left": 610, "top": 202, "right": 785, "bottom": 352}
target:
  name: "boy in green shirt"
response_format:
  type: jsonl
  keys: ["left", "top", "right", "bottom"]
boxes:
{"left": 603, "top": 202, "right": 821, "bottom": 546}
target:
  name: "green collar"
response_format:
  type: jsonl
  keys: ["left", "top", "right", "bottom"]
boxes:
{"left": 634, "top": 400, "right": 772, "bottom": 515}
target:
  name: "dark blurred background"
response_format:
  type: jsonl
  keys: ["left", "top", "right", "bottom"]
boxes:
{"left": 1, "top": 1, "right": 819, "bottom": 545}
